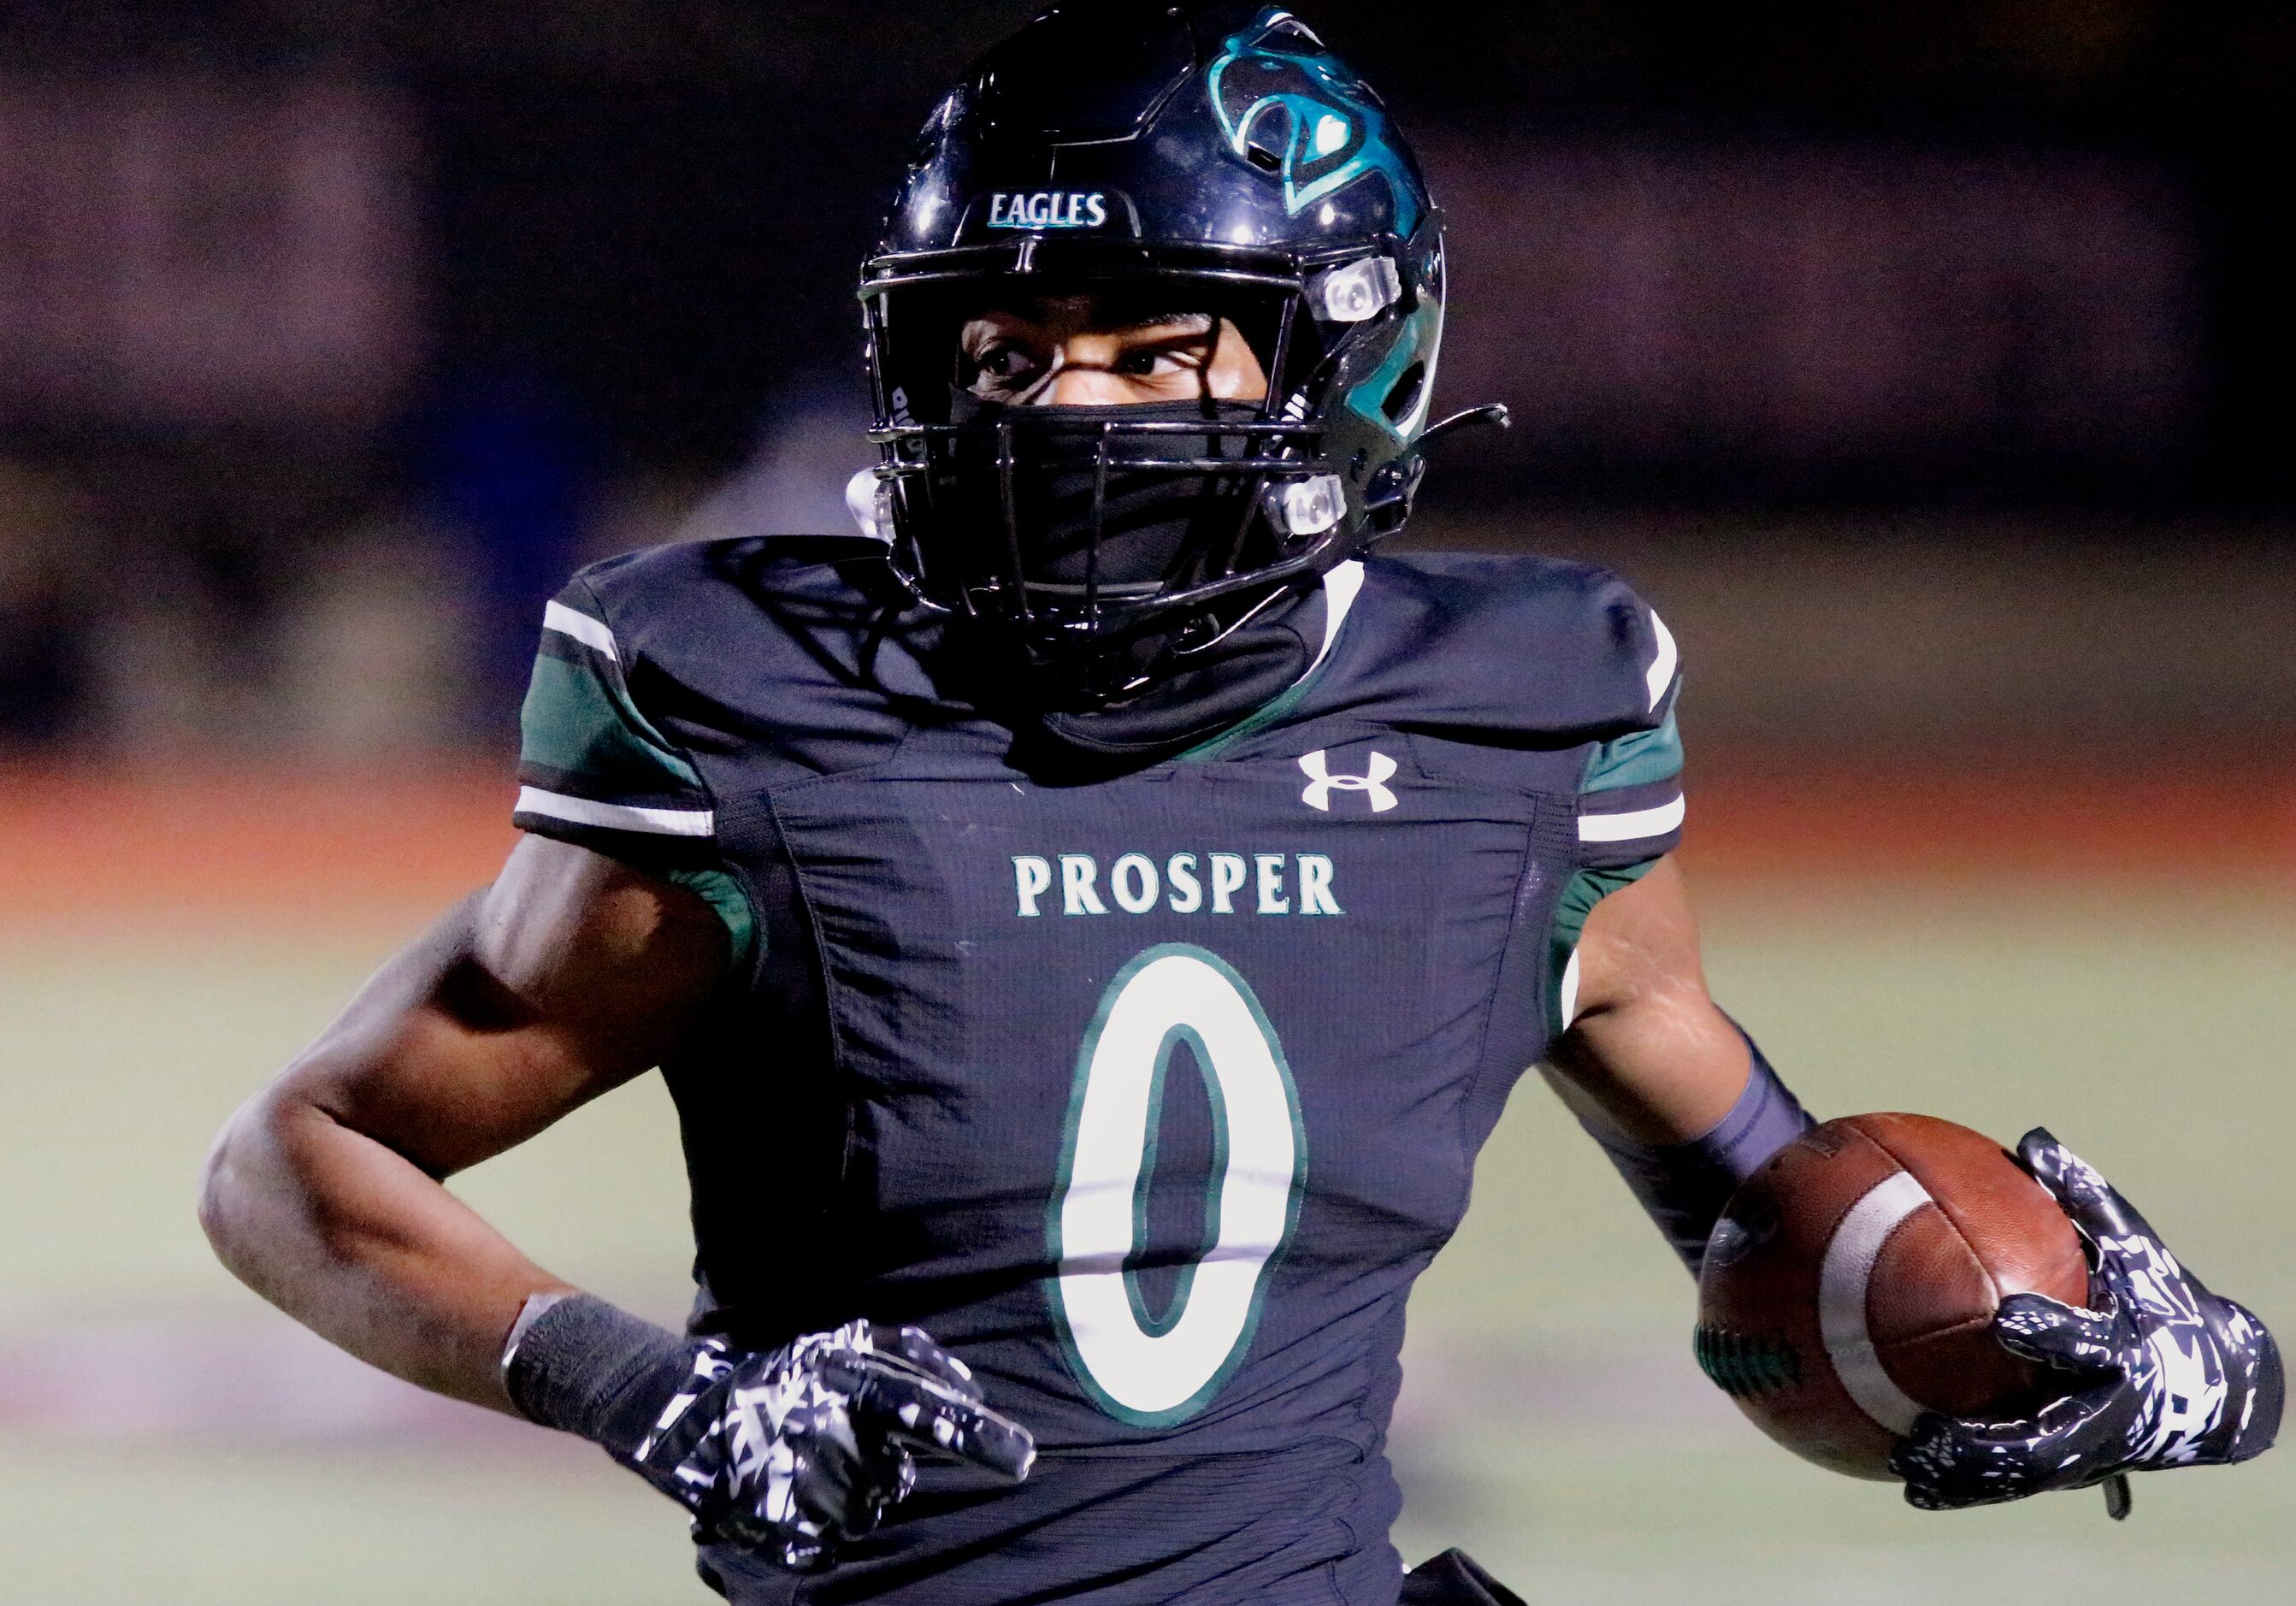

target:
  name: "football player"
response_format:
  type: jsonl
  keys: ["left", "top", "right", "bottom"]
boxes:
{"left": 199, "top": 6, "right": 2280, "bottom": 1603}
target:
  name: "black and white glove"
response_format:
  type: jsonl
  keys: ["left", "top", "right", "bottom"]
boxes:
{"left": 1890, "top": 1129, "right": 2281, "bottom": 1515}
{"left": 506, "top": 1299, "right": 1034, "bottom": 1569}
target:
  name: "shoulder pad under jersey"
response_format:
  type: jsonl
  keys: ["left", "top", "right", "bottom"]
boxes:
{"left": 1348, "top": 552, "right": 1679, "bottom": 746}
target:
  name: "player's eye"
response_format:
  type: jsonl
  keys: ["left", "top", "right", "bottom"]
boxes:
{"left": 1113, "top": 341, "right": 1206, "bottom": 379}
{"left": 973, "top": 341, "right": 1045, "bottom": 384}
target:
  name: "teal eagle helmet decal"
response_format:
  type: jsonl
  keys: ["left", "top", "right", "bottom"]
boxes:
{"left": 1207, "top": 9, "right": 1424, "bottom": 237}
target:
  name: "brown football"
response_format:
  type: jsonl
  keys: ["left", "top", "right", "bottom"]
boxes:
{"left": 1695, "top": 1113, "right": 2091, "bottom": 1479}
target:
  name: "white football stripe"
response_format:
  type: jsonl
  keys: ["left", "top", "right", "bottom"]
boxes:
{"left": 515, "top": 787, "right": 714, "bottom": 838}
{"left": 1817, "top": 1170, "right": 1933, "bottom": 1438}
{"left": 1559, "top": 949, "right": 1583, "bottom": 1028}
{"left": 1578, "top": 794, "right": 1686, "bottom": 844}
{"left": 544, "top": 601, "right": 619, "bottom": 662}
{"left": 1645, "top": 611, "right": 1678, "bottom": 711}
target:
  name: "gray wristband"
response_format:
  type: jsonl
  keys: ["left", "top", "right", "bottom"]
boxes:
{"left": 1581, "top": 1026, "right": 1814, "bottom": 1277}
{"left": 501, "top": 1291, "right": 694, "bottom": 1452}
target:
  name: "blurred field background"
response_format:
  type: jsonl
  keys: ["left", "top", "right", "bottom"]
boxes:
{"left": 4, "top": 1, "right": 2295, "bottom": 1601}
{"left": 2, "top": 776, "right": 2290, "bottom": 1603}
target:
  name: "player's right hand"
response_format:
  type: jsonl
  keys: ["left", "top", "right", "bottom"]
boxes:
{"left": 622, "top": 1320, "right": 1036, "bottom": 1569}
{"left": 1890, "top": 1131, "right": 2281, "bottom": 1515}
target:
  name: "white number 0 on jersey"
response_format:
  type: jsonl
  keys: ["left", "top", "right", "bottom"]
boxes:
{"left": 1049, "top": 944, "right": 1307, "bottom": 1427}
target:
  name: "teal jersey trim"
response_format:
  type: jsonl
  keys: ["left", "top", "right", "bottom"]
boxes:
{"left": 1557, "top": 655, "right": 1683, "bottom": 1025}
{"left": 1173, "top": 575, "right": 1362, "bottom": 765}
{"left": 663, "top": 866, "right": 758, "bottom": 975}
{"left": 1172, "top": 652, "right": 1335, "bottom": 765}
{"left": 519, "top": 652, "right": 703, "bottom": 798}
{"left": 1581, "top": 708, "right": 1683, "bottom": 794}
{"left": 516, "top": 599, "right": 759, "bottom": 975}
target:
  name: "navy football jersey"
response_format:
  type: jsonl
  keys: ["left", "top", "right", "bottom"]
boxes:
{"left": 512, "top": 540, "right": 1684, "bottom": 1605}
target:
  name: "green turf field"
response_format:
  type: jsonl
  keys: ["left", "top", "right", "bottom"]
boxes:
{"left": 2, "top": 887, "right": 2288, "bottom": 1603}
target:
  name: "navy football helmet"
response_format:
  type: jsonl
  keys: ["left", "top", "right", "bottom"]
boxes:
{"left": 857, "top": 3, "right": 1491, "bottom": 688}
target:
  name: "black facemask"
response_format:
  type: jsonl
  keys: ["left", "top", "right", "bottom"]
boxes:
{"left": 910, "top": 393, "right": 1328, "bottom": 765}
{"left": 924, "top": 395, "right": 1284, "bottom": 634}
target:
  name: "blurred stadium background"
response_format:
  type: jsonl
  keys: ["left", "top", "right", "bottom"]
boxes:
{"left": 2, "top": 2, "right": 2292, "bottom": 1600}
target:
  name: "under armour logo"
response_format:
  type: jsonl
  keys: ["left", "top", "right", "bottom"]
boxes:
{"left": 1299, "top": 750, "right": 1400, "bottom": 813}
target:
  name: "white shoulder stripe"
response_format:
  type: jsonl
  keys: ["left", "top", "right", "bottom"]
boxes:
{"left": 1578, "top": 794, "right": 1686, "bottom": 844}
{"left": 516, "top": 787, "right": 714, "bottom": 838}
{"left": 1316, "top": 559, "right": 1366, "bottom": 668}
{"left": 544, "top": 601, "right": 619, "bottom": 663}
{"left": 1644, "top": 611, "right": 1678, "bottom": 711}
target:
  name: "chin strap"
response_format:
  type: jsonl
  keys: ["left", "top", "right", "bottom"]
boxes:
{"left": 1366, "top": 404, "right": 1511, "bottom": 534}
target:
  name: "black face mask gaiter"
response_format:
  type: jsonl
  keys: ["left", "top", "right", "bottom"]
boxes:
{"left": 1035, "top": 580, "right": 1326, "bottom": 758}
{"left": 926, "top": 397, "right": 1325, "bottom": 759}
{"left": 932, "top": 396, "right": 1276, "bottom": 605}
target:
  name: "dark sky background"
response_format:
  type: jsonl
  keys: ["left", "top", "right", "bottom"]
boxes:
{"left": 2, "top": 0, "right": 2289, "bottom": 506}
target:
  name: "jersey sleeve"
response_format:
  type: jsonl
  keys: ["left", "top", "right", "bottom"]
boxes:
{"left": 512, "top": 577, "right": 758, "bottom": 969}
{"left": 1573, "top": 605, "right": 1685, "bottom": 869}
{"left": 1547, "top": 600, "right": 1685, "bottom": 1036}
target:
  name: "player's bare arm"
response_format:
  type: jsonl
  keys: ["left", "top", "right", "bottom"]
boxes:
{"left": 204, "top": 835, "right": 1033, "bottom": 1564}
{"left": 198, "top": 834, "right": 729, "bottom": 1411}
{"left": 1543, "top": 856, "right": 1749, "bottom": 1147}
{"left": 1549, "top": 855, "right": 2280, "bottom": 1513}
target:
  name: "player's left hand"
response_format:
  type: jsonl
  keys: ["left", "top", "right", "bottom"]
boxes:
{"left": 1891, "top": 1129, "right": 2281, "bottom": 1514}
